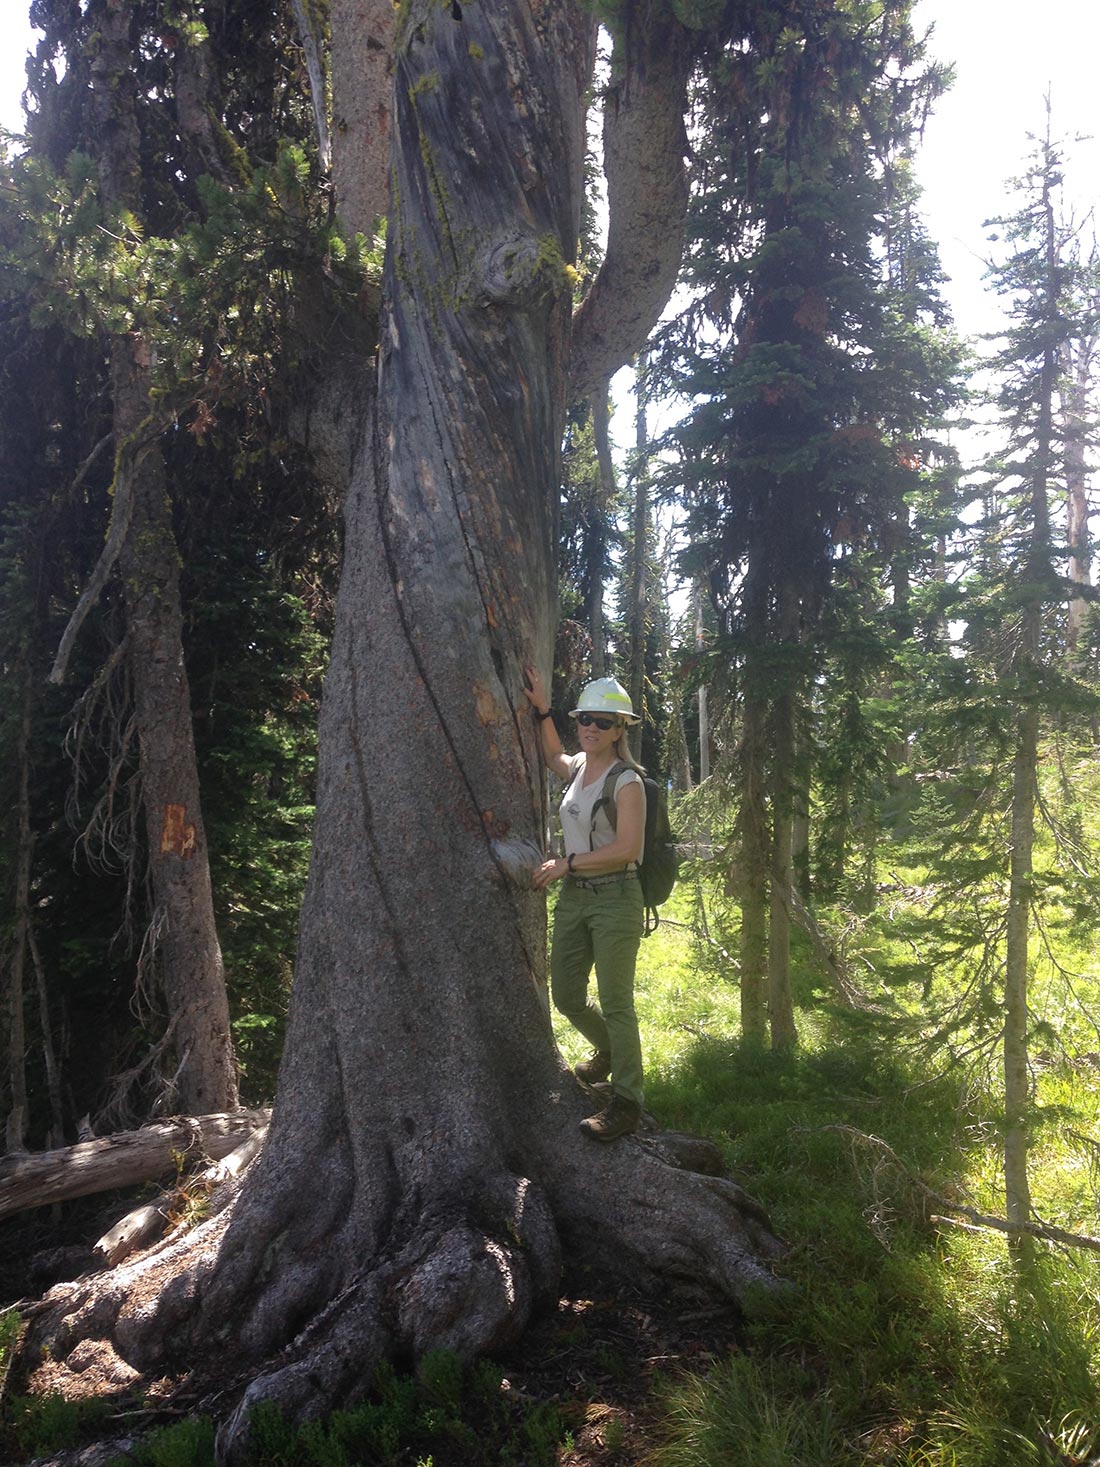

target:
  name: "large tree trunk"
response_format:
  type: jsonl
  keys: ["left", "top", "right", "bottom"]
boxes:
{"left": 86, "top": 0, "right": 236, "bottom": 1116}
{"left": 24, "top": 0, "right": 779, "bottom": 1446}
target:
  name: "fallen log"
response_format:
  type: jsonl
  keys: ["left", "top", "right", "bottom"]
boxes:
{"left": 0, "top": 1110, "right": 271, "bottom": 1222}
{"left": 92, "top": 1121, "right": 271, "bottom": 1268}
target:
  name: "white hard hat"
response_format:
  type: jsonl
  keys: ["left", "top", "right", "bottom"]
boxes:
{"left": 568, "top": 677, "right": 640, "bottom": 724}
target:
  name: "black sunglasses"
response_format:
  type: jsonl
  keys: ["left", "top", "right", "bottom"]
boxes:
{"left": 577, "top": 712, "right": 619, "bottom": 730}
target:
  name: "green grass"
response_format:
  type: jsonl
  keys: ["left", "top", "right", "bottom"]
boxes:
{"left": 9, "top": 865, "right": 1100, "bottom": 1466}
{"left": 580, "top": 877, "right": 1100, "bottom": 1467}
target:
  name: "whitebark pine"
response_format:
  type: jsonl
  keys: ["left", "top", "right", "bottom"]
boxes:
{"left": 24, "top": 0, "right": 782, "bottom": 1450}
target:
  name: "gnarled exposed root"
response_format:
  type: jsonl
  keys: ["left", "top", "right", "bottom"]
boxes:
{"left": 540, "top": 1120, "right": 786, "bottom": 1307}
{"left": 19, "top": 1095, "right": 781, "bottom": 1463}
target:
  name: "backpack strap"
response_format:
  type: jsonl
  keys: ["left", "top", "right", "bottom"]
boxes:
{"left": 589, "top": 760, "right": 627, "bottom": 851}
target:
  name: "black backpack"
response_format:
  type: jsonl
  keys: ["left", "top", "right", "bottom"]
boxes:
{"left": 592, "top": 762, "right": 679, "bottom": 935}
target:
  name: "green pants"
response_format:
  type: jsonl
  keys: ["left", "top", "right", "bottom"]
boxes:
{"left": 550, "top": 874, "right": 645, "bottom": 1106}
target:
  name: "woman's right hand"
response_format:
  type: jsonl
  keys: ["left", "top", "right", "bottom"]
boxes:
{"left": 523, "top": 664, "right": 549, "bottom": 714}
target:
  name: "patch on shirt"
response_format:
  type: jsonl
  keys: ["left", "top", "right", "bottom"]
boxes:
{"left": 565, "top": 802, "right": 581, "bottom": 819}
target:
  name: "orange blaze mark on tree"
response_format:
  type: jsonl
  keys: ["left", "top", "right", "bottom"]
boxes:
{"left": 161, "top": 804, "right": 197, "bottom": 859}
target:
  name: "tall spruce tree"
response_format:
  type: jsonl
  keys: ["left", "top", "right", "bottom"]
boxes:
{"left": 975, "top": 121, "right": 1097, "bottom": 1255}
{"left": 653, "top": 0, "right": 955, "bottom": 1047}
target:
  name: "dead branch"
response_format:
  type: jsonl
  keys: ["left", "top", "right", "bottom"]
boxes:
{"left": 290, "top": 0, "right": 332, "bottom": 172}
{"left": 93, "top": 1121, "right": 269, "bottom": 1267}
{"left": 782, "top": 888, "right": 878, "bottom": 1011}
{"left": 50, "top": 418, "right": 169, "bottom": 686}
{"left": 804, "top": 1123, "right": 1100, "bottom": 1255}
{"left": 0, "top": 1109, "right": 271, "bottom": 1222}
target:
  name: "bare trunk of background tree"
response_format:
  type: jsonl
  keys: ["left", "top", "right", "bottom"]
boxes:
{"left": 694, "top": 576, "right": 710, "bottom": 782}
{"left": 84, "top": 0, "right": 236, "bottom": 1116}
{"left": 4, "top": 659, "right": 33, "bottom": 1152}
{"left": 1005, "top": 698, "right": 1036, "bottom": 1259}
{"left": 588, "top": 379, "right": 615, "bottom": 677}
{"left": 627, "top": 377, "right": 649, "bottom": 722}
{"left": 1062, "top": 339, "right": 1095, "bottom": 661}
{"left": 26, "top": 0, "right": 779, "bottom": 1450}
{"left": 737, "top": 550, "right": 769, "bottom": 1043}
{"left": 112, "top": 352, "right": 238, "bottom": 1115}
{"left": 767, "top": 581, "right": 799, "bottom": 1050}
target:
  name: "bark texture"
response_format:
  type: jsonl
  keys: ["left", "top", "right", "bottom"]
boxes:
{"left": 23, "top": 0, "right": 781, "bottom": 1445}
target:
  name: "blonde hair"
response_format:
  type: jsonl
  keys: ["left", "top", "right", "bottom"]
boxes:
{"left": 612, "top": 723, "right": 646, "bottom": 775}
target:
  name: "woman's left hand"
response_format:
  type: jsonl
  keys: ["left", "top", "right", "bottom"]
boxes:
{"left": 533, "top": 857, "right": 568, "bottom": 890}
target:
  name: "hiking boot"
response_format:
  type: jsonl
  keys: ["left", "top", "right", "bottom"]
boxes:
{"left": 573, "top": 1050, "right": 612, "bottom": 1085}
{"left": 579, "top": 1093, "right": 641, "bottom": 1142}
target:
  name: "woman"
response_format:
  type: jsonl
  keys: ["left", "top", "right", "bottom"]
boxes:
{"left": 523, "top": 668, "right": 647, "bottom": 1141}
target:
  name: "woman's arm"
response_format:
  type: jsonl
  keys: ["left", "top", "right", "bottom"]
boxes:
{"left": 522, "top": 665, "right": 572, "bottom": 781}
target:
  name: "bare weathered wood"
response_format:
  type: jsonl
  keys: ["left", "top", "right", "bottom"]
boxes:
{"left": 0, "top": 1110, "right": 270, "bottom": 1221}
{"left": 92, "top": 1121, "right": 270, "bottom": 1268}
{"left": 96, "top": 1204, "right": 168, "bottom": 1268}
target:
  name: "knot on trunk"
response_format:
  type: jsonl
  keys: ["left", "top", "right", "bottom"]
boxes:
{"left": 490, "top": 836, "right": 544, "bottom": 884}
{"left": 477, "top": 234, "right": 575, "bottom": 310}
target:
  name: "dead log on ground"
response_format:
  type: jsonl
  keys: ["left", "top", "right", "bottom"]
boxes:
{"left": 92, "top": 1121, "right": 271, "bottom": 1268}
{"left": 0, "top": 1110, "right": 270, "bottom": 1222}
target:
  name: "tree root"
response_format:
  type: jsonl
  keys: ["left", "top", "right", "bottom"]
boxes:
{"left": 19, "top": 1103, "right": 782, "bottom": 1460}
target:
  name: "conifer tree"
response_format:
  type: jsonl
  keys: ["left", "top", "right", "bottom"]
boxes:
{"left": 653, "top": 0, "right": 955, "bottom": 1046}
{"left": 973, "top": 120, "right": 1097, "bottom": 1254}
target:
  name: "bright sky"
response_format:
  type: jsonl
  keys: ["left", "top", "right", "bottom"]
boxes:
{"left": 0, "top": 2, "right": 1097, "bottom": 343}
{"left": 912, "top": 0, "right": 1100, "bottom": 340}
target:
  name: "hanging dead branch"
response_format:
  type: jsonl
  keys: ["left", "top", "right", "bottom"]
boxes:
{"left": 804, "top": 1123, "right": 1100, "bottom": 1255}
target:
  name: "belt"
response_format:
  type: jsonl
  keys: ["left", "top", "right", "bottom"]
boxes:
{"left": 568, "top": 869, "right": 638, "bottom": 890}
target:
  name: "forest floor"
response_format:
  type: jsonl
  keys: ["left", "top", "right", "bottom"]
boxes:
{"left": 6, "top": 883, "right": 1100, "bottom": 1464}
{"left": 1, "top": 1197, "right": 743, "bottom": 1465}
